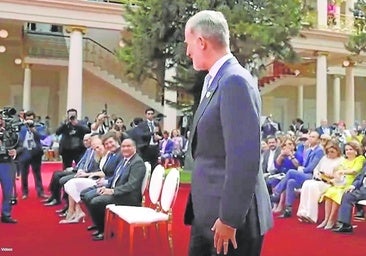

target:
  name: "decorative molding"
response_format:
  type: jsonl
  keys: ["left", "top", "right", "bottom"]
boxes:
{"left": 65, "top": 25, "right": 87, "bottom": 35}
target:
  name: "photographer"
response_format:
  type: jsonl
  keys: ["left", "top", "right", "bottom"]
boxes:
{"left": 0, "top": 115, "right": 20, "bottom": 223}
{"left": 56, "top": 108, "right": 90, "bottom": 169}
{"left": 18, "top": 111, "right": 48, "bottom": 199}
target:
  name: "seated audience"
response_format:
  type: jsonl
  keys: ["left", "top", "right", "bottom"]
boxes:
{"left": 60, "top": 131, "right": 123, "bottom": 223}
{"left": 318, "top": 141, "right": 365, "bottom": 229}
{"left": 332, "top": 164, "right": 366, "bottom": 233}
{"left": 42, "top": 134, "right": 94, "bottom": 207}
{"left": 60, "top": 136, "right": 106, "bottom": 223}
{"left": 171, "top": 129, "right": 185, "bottom": 167}
{"left": 82, "top": 138, "right": 146, "bottom": 241}
{"left": 271, "top": 131, "right": 324, "bottom": 218}
{"left": 297, "top": 141, "right": 343, "bottom": 223}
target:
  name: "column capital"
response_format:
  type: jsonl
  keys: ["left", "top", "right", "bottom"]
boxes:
{"left": 314, "top": 51, "right": 329, "bottom": 57}
{"left": 342, "top": 59, "right": 356, "bottom": 67}
{"left": 22, "top": 63, "right": 32, "bottom": 69}
{"left": 65, "top": 25, "right": 87, "bottom": 35}
{"left": 332, "top": 74, "right": 343, "bottom": 79}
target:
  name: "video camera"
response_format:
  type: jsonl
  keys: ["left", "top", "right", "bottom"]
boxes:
{"left": 0, "top": 107, "right": 23, "bottom": 156}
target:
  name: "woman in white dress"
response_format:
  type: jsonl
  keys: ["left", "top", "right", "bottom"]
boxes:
{"left": 60, "top": 136, "right": 108, "bottom": 224}
{"left": 297, "top": 141, "right": 343, "bottom": 223}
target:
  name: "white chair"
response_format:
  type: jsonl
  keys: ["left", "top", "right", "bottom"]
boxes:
{"left": 104, "top": 164, "right": 165, "bottom": 241}
{"left": 108, "top": 168, "right": 180, "bottom": 256}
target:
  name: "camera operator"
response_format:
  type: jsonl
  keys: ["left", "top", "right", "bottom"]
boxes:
{"left": 18, "top": 111, "right": 48, "bottom": 199}
{"left": 0, "top": 115, "right": 20, "bottom": 223}
{"left": 56, "top": 108, "right": 90, "bottom": 169}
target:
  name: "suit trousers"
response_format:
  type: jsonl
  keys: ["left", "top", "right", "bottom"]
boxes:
{"left": 274, "top": 170, "right": 312, "bottom": 206}
{"left": 21, "top": 154, "right": 44, "bottom": 196}
{"left": 189, "top": 198, "right": 263, "bottom": 256}
{"left": 87, "top": 194, "right": 114, "bottom": 233}
{"left": 49, "top": 170, "right": 75, "bottom": 202}
{"left": 0, "top": 163, "right": 14, "bottom": 217}
{"left": 338, "top": 187, "right": 366, "bottom": 225}
{"left": 141, "top": 145, "right": 159, "bottom": 171}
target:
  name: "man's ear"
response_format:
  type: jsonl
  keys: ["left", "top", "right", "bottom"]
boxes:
{"left": 198, "top": 36, "right": 207, "bottom": 50}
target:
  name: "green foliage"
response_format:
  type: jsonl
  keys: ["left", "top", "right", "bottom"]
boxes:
{"left": 117, "top": 0, "right": 304, "bottom": 113}
{"left": 345, "top": 0, "right": 366, "bottom": 55}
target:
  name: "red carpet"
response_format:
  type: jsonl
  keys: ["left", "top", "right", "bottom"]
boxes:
{"left": 1, "top": 162, "right": 366, "bottom": 256}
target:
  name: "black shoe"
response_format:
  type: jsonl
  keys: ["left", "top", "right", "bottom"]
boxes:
{"left": 38, "top": 194, "right": 49, "bottom": 199}
{"left": 58, "top": 212, "right": 68, "bottom": 218}
{"left": 44, "top": 199, "right": 61, "bottom": 206}
{"left": 87, "top": 225, "right": 97, "bottom": 231}
{"left": 92, "top": 230, "right": 101, "bottom": 236}
{"left": 41, "top": 196, "right": 53, "bottom": 203}
{"left": 55, "top": 207, "right": 68, "bottom": 214}
{"left": 332, "top": 224, "right": 353, "bottom": 233}
{"left": 1, "top": 216, "right": 18, "bottom": 224}
{"left": 278, "top": 208, "right": 292, "bottom": 218}
{"left": 92, "top": 233, "right": 104, "bottom": 241}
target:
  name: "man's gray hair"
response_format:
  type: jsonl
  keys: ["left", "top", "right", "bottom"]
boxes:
{"left": 186, "top": 10, "right": 230, "bottom": 48}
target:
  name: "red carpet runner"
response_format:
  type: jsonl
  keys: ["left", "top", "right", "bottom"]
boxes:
{"left": 0, "top": 162, "right": 365, "bottom": 255}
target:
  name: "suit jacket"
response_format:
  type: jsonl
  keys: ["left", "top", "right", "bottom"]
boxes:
{"left": 185, "top": 57, "right": 273, "bottom": 235}
{"left": 160, "top": 138, "right": 174, "bottom": 155}
{"left": 107, "top": 154, "right": 146, "bottom": 206}
{"left": 138, "top": 120, "right": 161, "bottom": 148}
{"left": 302, "top": 145, "right": 324, "bottom": 174}
{"left": 315, "top": 126, "right": 333, "bottom": 136}
{"left": 261, "top": 147, "right": 281, "bottom": 174}
{"left": 353, "top": 164, "right": 366, "bottom": 189}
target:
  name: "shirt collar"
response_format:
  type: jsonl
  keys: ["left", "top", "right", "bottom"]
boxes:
{"left": 208, "top": 53, "right": 233, "bottom": 83}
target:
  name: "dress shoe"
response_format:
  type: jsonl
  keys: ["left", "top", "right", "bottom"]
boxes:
{"left": 278, "top": 208, "right": 292, "bottom": 218}
{"left": 92, "top": 230, "right": 101, "bottom": 236}
{"left": 58, "top": 212, "right": 68, "bottom": 218}
{"left": 41, "top": 196, "right": 54, "bottom": 203}
{"left": 38, "top": 194, "right": 48, "bottom": 199}
{"left": 1, "top": 216, "right": 18, "bottom": 224}
{"left": 87, "top": 225, "right": 97, "bottom": 231}
{"left": 55, "top": 207, "right": 68, "bottom": 214}
{"left": 92, "top": 233, "right": 104, "bottom": 241}
{"left": 332, "top": 223, "right": 353, "bottom": 233}
{"left": 44, "top": 199, "right": 61, "bottom": 206}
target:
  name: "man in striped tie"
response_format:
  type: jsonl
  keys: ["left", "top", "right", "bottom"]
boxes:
{"left": 84, "top": 138, "right": 146, "bottom": 241}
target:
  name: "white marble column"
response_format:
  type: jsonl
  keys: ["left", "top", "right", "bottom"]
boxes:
{"left": 346, "top": 0, "right": 356, "bottom": 30}
{"left": 333, "top": 75, "right": 341, "bottom": 123}
{"left": 297, "top": 85, "right": 304, "bottom": 119}
{"left": 316, "top": 52, "right": 328, "bottom": 125}
{"left": 317, "top": 0, "right": 328, "bottom": 29}
{"left": 163, "top": 60, "right": 177, "bottom": 132}
{"left": 66, "top": 26, "right": 86, "bottom": 116}
{"left": 22, "top": 64, "right": 31, "bottom": 111}
{"left": 334, "top": 2, "right": 341, "bottom": 29}
{"left": 345, "top": 65, "right": 355, "bottom": 128}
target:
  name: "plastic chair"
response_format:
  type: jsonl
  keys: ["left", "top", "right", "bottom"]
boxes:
{"left": 104, "top": 164, "right": 164, "bottom": 241}
{"left": 107, "top": 168, "right": 180, "bottom": 256}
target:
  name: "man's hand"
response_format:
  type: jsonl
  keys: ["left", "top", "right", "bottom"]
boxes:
{"left": 211, "top": 218, "right": 237, "bottom": 255}
{"left": 97, "top": 187, "right": 113, "bottom": 195}
{"left": 346, "top": 185, "right": 355, "bottom": 193}
{"left": 8, "top": 149, "right": 16, "bottom": 159}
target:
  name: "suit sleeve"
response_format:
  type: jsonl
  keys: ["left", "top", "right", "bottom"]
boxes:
{"left": 219, "top": 74, "right": 261, "bottom": 228}
{"left": 303, "top": 148, "right": 324, "bottom": 174}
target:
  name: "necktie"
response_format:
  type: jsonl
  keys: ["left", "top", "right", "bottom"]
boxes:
{"left": 111, "top": 159, "right": 127, "bottom": 188}
{"left": 200, "top": 74, "right": 211, "bottom": 103}
{"left": 148, "top": 121, "right": 154, "bottom": 132}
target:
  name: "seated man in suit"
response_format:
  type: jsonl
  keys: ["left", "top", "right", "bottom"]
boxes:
{"left": 271, "top": 131, "right": 324, "bottom": 217}
{"left": 332, "top": 165, "right": 366, "bottom": 233}
{"left": 83, "top": 138, "right": 146, "bottom": 241}
{"left": 315, "top": 119, "right": 333, "bottom": 136}
{"left": 43, "top": 133, "right": 94, "bottom": 207}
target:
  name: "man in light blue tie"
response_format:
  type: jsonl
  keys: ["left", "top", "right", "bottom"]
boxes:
{"left": 84, "top": 138, "right": 146, "bottom": 241}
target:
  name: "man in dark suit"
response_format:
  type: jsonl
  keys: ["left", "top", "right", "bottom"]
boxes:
{"left": 315, "top": 119, "right": 333, "bottom": 136}
{"left": 332, "top": 165, "right": 366, "bottom": 233}
{"left": 262, "top": 136, "right": 281, "bottom": 174}
{"left": 138, "top": 108, "right": 162, "bottom": 170}
{"left": 84, "top": 138, "right": 146, "bottom": 241}
{"left": 184, "top": 10, "right": 273, "bottom": 256}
